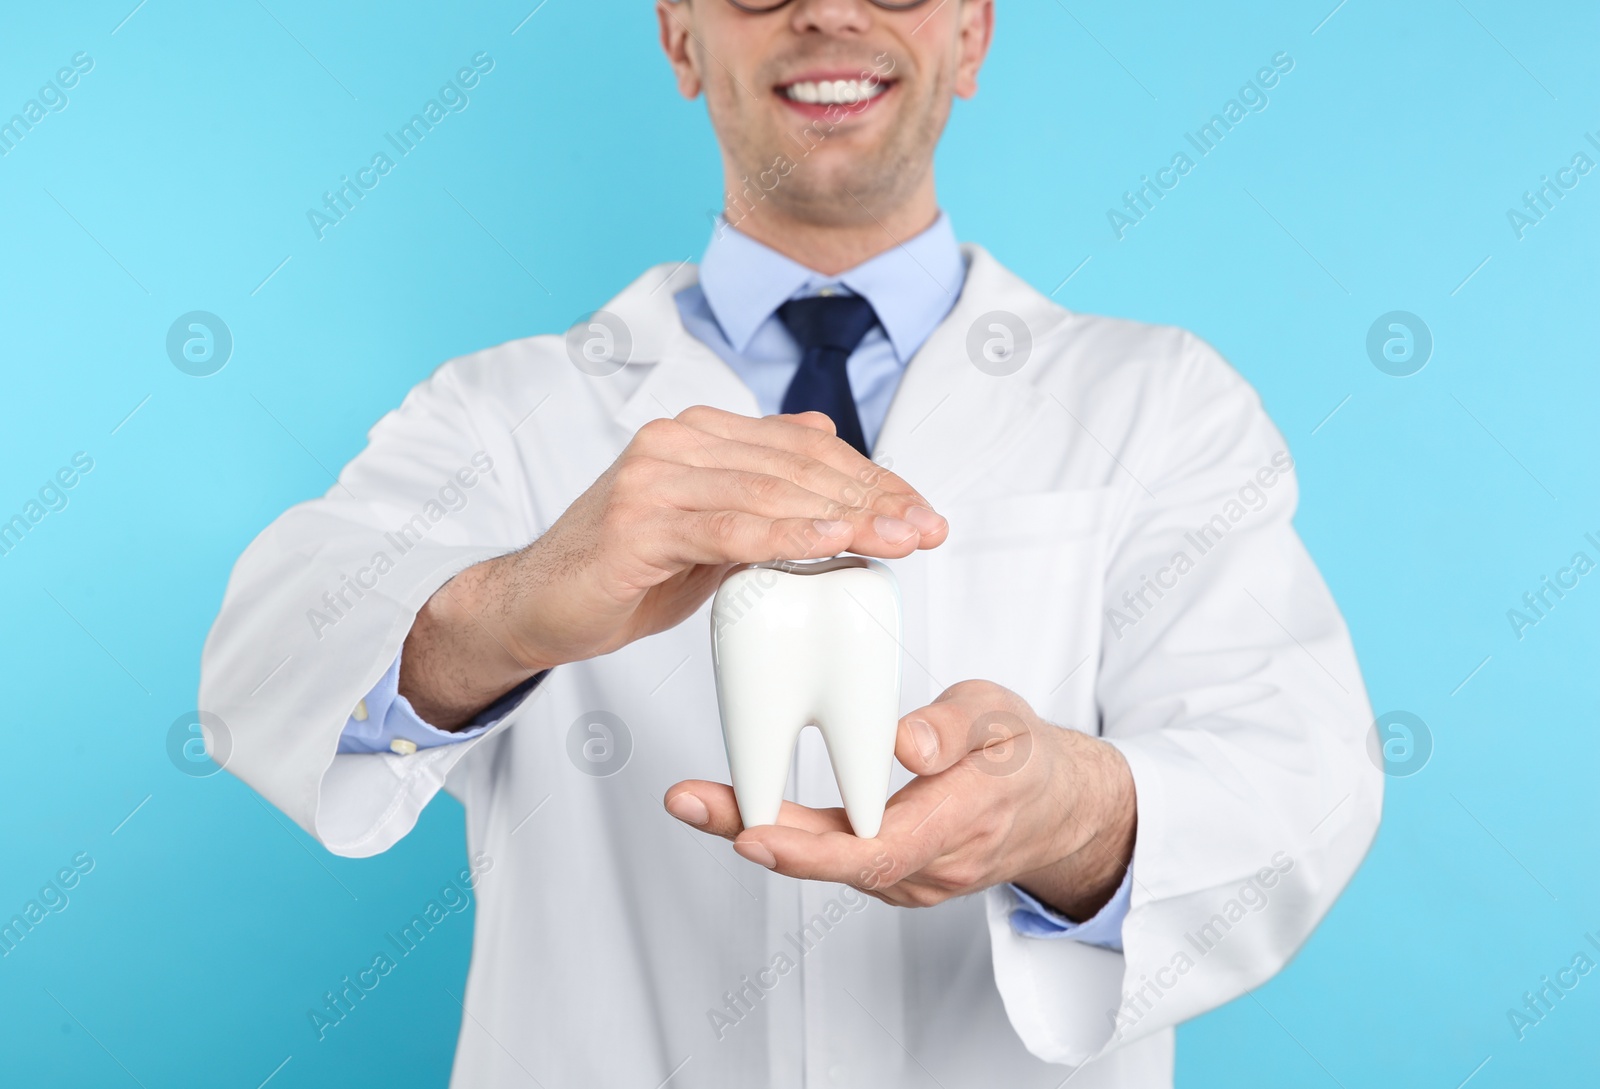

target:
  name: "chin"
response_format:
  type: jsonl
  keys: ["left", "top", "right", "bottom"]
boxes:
{"left": 767, "top": 170, "right": 914, "bottom": 227}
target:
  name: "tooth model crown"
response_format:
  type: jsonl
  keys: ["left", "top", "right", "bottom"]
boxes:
{"left": 710, "top": 557, "right": 903, "bottom": 838}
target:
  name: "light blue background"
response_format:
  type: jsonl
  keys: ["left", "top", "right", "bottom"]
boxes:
{"left": 2, "top": 1, "right": 1596, "bottom": 1085}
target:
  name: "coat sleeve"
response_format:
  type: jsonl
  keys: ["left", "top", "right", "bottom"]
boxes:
{"left": 198, "top": 358, "right": 533, "bottom": 857}
{"left": 986, "top": 332, "right": 1383, "bottom": 1065}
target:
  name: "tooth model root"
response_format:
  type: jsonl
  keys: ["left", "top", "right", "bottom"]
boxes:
{"left": 711, "top": 558, "right": 903, "bottom": 839}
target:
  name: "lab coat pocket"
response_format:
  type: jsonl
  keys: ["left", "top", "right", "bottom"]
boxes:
{"left": 924, "top": 487, "right": 1111, "bottom": 731}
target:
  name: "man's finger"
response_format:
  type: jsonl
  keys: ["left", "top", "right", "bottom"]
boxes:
{"left": 670, "top": 431, "right": 942, "bottom": 537}
{"left": 663, "top": 780, "right": 742, "bottom": 837}
{"left": 662, "top": 781, "right": 852, "bottom": 840}
{"left": 677, "top": 405, "right": 922, "bottom": 499}
{"left": 737, "top": 786, "right": 950, "bottom": 889}
{"left": 645, "top": 468, "right": 933, "bottom": 558}
{"left": 894, "top": 679, "right": 1032, "bottom": 777}
{"left": 654, "top": 508, "right": 859, "bottom": 567}
{"left": 734, "top": 825, "right": 894, "bottom": 886}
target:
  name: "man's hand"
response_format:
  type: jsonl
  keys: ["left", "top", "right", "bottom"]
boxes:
{"left": 663, "top": 680, "right": 1137, "bottom": 920}
{"left": 401, "top": 406, "right": 948, "bottom": 729}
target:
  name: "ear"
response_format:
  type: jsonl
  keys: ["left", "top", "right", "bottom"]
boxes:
{"left": 953, "top": 0, "right": 995, "bottom": 99}
{"left": 657, "top": 0, "right": 704, "bottom": 99}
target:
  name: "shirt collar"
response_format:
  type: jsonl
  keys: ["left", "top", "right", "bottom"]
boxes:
{"left": 697, "top": 211, "right": 965, "bottom": 363}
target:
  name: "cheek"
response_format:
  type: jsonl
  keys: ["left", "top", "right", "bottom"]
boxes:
{"left": 702, "top": 73, "right": 768, "bottom": 152}
{"left": 885, "top": 73, "right": 953, "bottom": 155}
{"left": 700, "top": 25, "right": 769, "bottom": 96}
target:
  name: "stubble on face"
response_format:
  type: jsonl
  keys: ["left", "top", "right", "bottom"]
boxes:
{"left": 700, "top": 38, "right": 956, "bottom": 228}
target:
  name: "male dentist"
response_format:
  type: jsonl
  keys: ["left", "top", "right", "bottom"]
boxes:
{"left": 200, "top": 1, "right": 1381, "bottom": 1085}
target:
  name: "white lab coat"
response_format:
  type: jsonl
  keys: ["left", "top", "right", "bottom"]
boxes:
{"left": 200, "top": 245, "right": 1381, "bottom": 1088}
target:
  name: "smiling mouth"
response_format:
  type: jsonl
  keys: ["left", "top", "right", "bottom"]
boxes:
{"left": 777, "top": 77, "right": 894, "bottom": 107}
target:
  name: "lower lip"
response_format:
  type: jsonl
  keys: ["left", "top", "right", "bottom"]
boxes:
{"left": 775, "top": 83, "right": 896, "bottom": 122}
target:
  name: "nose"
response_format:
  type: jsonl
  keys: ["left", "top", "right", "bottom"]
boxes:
{"left": 787, "top": 0, "right": 875, "bottom": 35}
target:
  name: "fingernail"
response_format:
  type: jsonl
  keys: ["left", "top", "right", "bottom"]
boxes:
{"left": 909, "top": 718, "right": 939, "bottom": 763}
{"left": 735, "top": 840, "right": 777, "bottom": 869}
{"left": 814, "top": 519, "right": 851, "bottom": 538}
{"left": 875, "top": 515, "right": 916, "bottom": 544}
{"left": 902, "top": 506, "right": 944, "bottom": 534}
{"left": 666, "top": 793, "right": 710, "bottom": 826}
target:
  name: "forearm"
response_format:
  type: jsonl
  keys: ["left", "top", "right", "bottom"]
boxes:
{"left": 400, "top": 409, "right": 947, "bottom": 730}
{"left": 399, "top": 552, "right": 547, "bottom": 730}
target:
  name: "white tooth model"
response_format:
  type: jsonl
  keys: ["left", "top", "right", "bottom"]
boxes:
{"left": 710, "top": 557, "right": 902, "bottom": 838}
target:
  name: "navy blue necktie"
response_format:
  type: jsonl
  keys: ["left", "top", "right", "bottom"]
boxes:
{"left": 776, "top": 294, "right": 879, "bottom": 457}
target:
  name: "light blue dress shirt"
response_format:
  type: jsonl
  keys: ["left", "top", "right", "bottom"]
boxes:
{"left": 338, "top": 213, "right": 1132, "bottom": 949}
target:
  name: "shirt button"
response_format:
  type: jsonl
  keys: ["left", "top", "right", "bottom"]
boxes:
{"left": 352, "top": 699, "right": 369, "bottom": 722}
{"left": 389, "top": 738, "right": 418, "bottom": 756}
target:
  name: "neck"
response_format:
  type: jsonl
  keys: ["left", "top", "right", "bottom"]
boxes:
{"left": 722, "top": 173, "right": 941, "bottom": 276}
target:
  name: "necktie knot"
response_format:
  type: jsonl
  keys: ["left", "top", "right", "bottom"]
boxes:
{"left": 777, "top": 294, "right": 880, "bottom": 356}
{"left": 774, "top": 293, "right": 879, "bottom": 457}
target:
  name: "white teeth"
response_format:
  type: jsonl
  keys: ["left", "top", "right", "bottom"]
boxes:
{"left": 710, "top": 557, "right": 903, "bottom": 839}
{"left": 781, "top": 79, "right": 888, "bottom": 106}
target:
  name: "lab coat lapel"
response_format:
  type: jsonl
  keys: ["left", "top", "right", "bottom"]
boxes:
{"left": 874, "top": 244, "right": 1072, "bottom": 505}
{"left": 602, "top": 260, "right": 760, "bottom": 436}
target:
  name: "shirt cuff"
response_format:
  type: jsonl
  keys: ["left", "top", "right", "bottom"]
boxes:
{"left": 1006, "top": 867, "right": 1133, "bottom": 952}
{"left": 336, "top": 647, "right": 545, "bottom": 754}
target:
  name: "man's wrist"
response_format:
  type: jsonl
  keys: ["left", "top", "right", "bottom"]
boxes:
{"left": 1012, "top": 731, "right": 1137, "bottom": 921}
{"left": 400, "top": 556, "right": 548, "bottom": 730}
